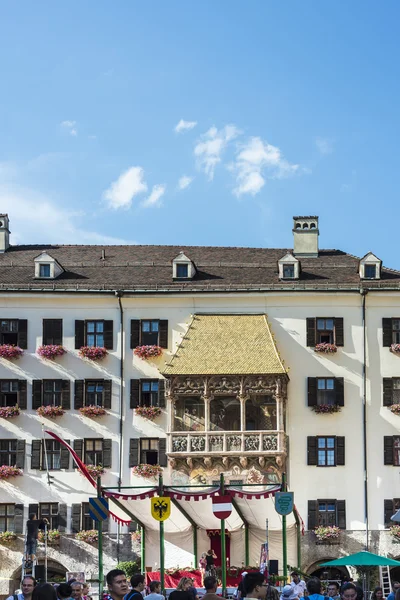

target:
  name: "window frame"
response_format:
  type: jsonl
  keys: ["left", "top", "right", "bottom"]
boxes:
{"left": 140, "top": 438, "right": 159, "bottom": 465}
{"left": 317, "top": 499, "right": 338, "bottom": 526}
{"left": 0, "top": 503, "right": 15, "bottom": 532}
{"left": 42, "top": 439, "right": 61, "bottom": 471}
{"left": 176, "top": 263, "right": 189, "bottom": 278}
{"left": 140, "top": 320, "right": 160, "bottom": 346}
{"left": 0, "top": 320, "right": 19, "bottom": 346}
{"left": 0, "top": 440, "right": 17, "bottom": 467}
{"left": 316, "top": 318, "right": 335, "bottom": 344}
{"left": 85, "top": 320, "right": 105, "bottom": 348}
{"left": 364, "top": 264, "right": 377, "bottom": 279}
{"left": 42, "top": 380, "right": 63, "bottom": 407}
{"left": 81, "top": 502, "right": 96, "bottom": 531}
{"left": 0, "top": 380, "right": 19, "bottom": 408}
{"left": 140, "top": 379, "right": 160, "bottom": 407}
{"left": 316, "top": 378, "right": 336, "bottom": 405}
{"left": 39, "top": 503, "right": 59, "bottom": 530}
{"left": 85, "top": 380, "right": 105, "bottom": 407}
{"left": 282, "top": 264, "right": 295, "bottom": 279}
{"left": 84, "top": 439, "right": 104, "bottom": 466}
{"left": 39, "top": 264, "right": 51, "bottom": 278}
{"left": 317, "top": 436, "right": 336, "bottom": 467}
{"left": 392, "top": 319, "right": 400, "bottom": 344}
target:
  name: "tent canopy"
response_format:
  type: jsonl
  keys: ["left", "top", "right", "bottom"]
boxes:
{"left": 320, "top": 551, "right": 400, "bottom": 567}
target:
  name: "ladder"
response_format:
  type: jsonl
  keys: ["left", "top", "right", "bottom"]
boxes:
{"left": 379, "top": 565, "right": 391, "bottom": 598}
{"left": 21, "top": 555, "right": 36, "bottom": 581}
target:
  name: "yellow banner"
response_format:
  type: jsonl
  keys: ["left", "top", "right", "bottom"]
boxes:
{"left": 151, "top": 496, "right": 171, "bottom": 521}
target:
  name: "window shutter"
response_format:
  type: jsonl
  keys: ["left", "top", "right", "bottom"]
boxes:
{"left": 32, "top": 380, "right": 43, "bottom": 409}
{"left": 159, "top": 320, "right": 168, "bottom": 348}
{"left": 43, "top": 319, "right": 63, "bottom": 345}
{"left": 130, "top": 320, "right": 140, "bottom": 349}
{"left": 74, "top": 380, "right": 84, "bottom": 410}
{"left": 384, "top": 499, "right": 394, "bottom": 528}
{"left": 335, "top": 378, "right": 345, "bottom": 406}
{"left": 130, "top": 380, "right": 140, "bottom": 409}
{"left": 75, "top": 320, "right": 85, "bottom": 349}
{"left": 102, "top": 439, "right": 112, "bottom": 468}
{"left": 103, "top": 380, "right": 112, "bottom": 409}
{"left": 58, "top": 503, "right": 67, "bottom": 532}
{"left": 336, "top": 500, "right": 346, "bottom": 529}
{"left": 307, "top": 437, "right": 317, "bottom": 466}
{"left": 28, "top": 504, "right": 38, "bottom": 519}
{"left": 16, "top": 440, "right": 26, "bottom": 469}
{"left": 31, "top": 440, "right": 42, "bottom": 470}
{"left": 14, "top": 504, "right": 24, "bottom": 534}
{"left": 158, "top": 379, "right": 166, "bottom": 408}
{"left": 61, "top": 380, "right": 71, "bottom": 410}
{"left": 73, "top": 439, "right": 83, "bottom": 461}
{"left": 383, "top": 318, "right": 393, "bottom": 347}
{"left": 308, "top": 500, "right": 318, "bottom": 530}
{"left": 384, "top": 436, "right": 394, "bottom": 465}
{"left": 307, "top": 378, "right": 317, "bottom": 407}
{"left": 17, "top": 319, "right": 28, "bottom": 349}
{"left": 129, "top": 439, "right": 139, "bottom": 467}
{"left": 103, "top": 320, "right": 114, "bottom": 350}
{"left": 60, "top": 440, "right": 70, "bottom": 469}
{"left": 334, "top": 318, "right": 344, "bottom": 347}
{"left": 71, "top": 504, "right": 81, "bottom": 533}
{"left": 383, "top": 378, "right": 393, "bottom": 407}
{"left": 18, "top": 380, "right": 27, "bottom": 410}
{"left": 336, "top": 437, "right": 345, "bottom": 466}
{"left": 306, "top": 318, "right": 316, "bottom": 347}
{"left": 158, "top": 438, "right": 167, "bottom": 467}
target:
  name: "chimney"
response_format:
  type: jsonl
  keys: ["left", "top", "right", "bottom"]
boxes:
{"left": 292, "top": 216, "right": 319, "bottom": 257}
{"left": 0, "top": 214, "right": 10, "bottom": 253}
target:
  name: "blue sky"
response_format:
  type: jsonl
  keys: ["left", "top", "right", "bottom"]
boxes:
{"left": 0, "top": 1, "right": 399, "bottom": 266}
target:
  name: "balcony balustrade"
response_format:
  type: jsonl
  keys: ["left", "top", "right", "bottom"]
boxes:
{"left": 167, "top": 430, "right": 286, "bottom": 455}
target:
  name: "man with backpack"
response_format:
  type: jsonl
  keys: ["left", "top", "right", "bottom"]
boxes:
{"left": 6, "top": 576, "right": 36, "bottom": 600}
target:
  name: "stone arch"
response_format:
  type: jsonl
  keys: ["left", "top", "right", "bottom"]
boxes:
{"left": 305, "top": 558, "right": 350, "bottom": 580}
{"left": 10, "top": 559, "right": 68, "bottom": 593}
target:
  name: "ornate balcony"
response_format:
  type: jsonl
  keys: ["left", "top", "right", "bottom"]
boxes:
{"left": 168, "top": 430, "right": 286, "bottom": 455}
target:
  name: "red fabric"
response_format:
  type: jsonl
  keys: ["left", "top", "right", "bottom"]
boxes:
{"left": 145, "top": 571, "right": 202, "bottom": 588}
{"left": 206, "top": 531, "right": 230, "bottom": 568}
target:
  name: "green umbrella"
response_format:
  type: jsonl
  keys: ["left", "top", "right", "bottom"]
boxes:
{"left": 320, "top": 551, "right": 400, "bottom": 567}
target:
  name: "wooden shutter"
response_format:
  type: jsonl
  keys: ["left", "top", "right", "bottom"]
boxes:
{"left": 336, "top": 437, "right": 345, "bottom": 466}
{"left": 43, "top": 319, "right": 63, "bottom": 345}
{"left": 28, "top": 503, "right": 38, "bottom": 519}
{"left": 159, "top": 320, "right": 168, "bottom": 348}
{"left": 306, "top": 318, "right": 316, "bottom": 347}
{"left": 158, "top": 379, "right": 166, "bottom": 408}
{"left": 31, "top": 440, "right": 42, "bottom": 470}
{"left": 61, "top": 380, "right": 71, "bottom": 410}
{"left": 334, "top": 318, "right": 344, "bottom": 347}
{"left": 383, "top": 318, "right": 393, "bottom": 347}
{"left": 16, "top": 440, "right": 26, "bottom": 469}
{"left": 74, "top": 380, "right": 84, "bottom": 410}
{"left": 71, "top": 504, "right": 81, "bottom": 533}
{"left": 32, "top": 380, "right": 43, "bottom": 409}
{"left": 130, "top": 320, "right": 140, "bottom": 349}
{"left": 14, "top": 504, "right": 24, "bottom": 534}
{"left": 103, "top": 380, "right": 112, "bottom": 409}
{"left": 102, "top": 439, "right": 112, "bottom": 468}
{"left": 103, "top": 320, "right": 114, "bottom": 350}
{"left": 18, "top": 380, "right": 27, "bottom": 409}
{"left": 307, "top": 378, "right": 317, "bottom": 406}
{"left": 75, "top": 320, "right": 85, "bottom": 349}
{"left": 308, "top": 500, "right": 318, "bottom": 530}
{"left": 17, "top": 319, "right": 28, "bottom": 349}
{"left": 58, "top": 503, "right": 67, "bottom": 532}
{"left": 383, "top": 378, "right": 393, "bottom": 407}
{"left": 384, "top": 499, "right": 394, "bottom": 527}
{"left": 73, "top": 439, "right": 83, "bottom": 461}
{"left": 158, "top": 438, "right": 167, "bottom": 467}
{"left": 336, "top": 500, "right": 346, "bottom": 529}
{"left": 129, "top": 439, "right": 139, "bottom": 467}
{"left": 130, "top": 380, "right": 140, "bottom": 409}
{"left": 384, "top": 436, "right": 394, "bottom": 465}
{"left": 60, "top": 440, "right": 70, "bottom": 469}
{"left": 335, "top": 378, "right": 345, "bottom": 406}
{"left": 307, "top": 437, "right": 317, "bottom": 466}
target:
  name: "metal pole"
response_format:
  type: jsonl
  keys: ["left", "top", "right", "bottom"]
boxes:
{"left": 193, "top": 525, "right": 198, "bottom": 568}
{"left": 282, "top": 473, "right": 287, "bottom": 580}
{"left": 97, "top": 477, "right": 104, "bottom": 599}
{"left": 293, "top": 509, "right": 302, "bottom": 570}
{"left": 245, "top": 525, "right": 249, "bottom": 567}
{"left": 159, "top": 475, "right": 165, "bottom": 594}
{"left": 220, "top": 473, "right": 227, "bottom": 596}
{"left": 141, "top": 526, "right": 146, "bottom": 573}
{"left": 265, "top": 519, "right": 269, "bottom": 575}
{"left": 44, "top": 523, "right": 48, "bottom": 582}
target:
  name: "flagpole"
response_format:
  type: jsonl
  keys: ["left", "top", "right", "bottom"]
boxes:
{"left": 282, "top": 473, "right": 287, "bottom": 580}
{"left": 220, "top": 473, "right": 227, "bottom": 596}
{"left": 159, "top": 475, "right": 165, "bottom": 595}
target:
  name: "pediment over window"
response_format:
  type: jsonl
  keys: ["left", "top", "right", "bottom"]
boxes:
{"left": 278, "top": 253, "right": 300, "bottom": 280}
{"left": 359, "top": 252, "right": 381, "bottom": 280}
{"left": 34, "top": 251, "right": 64, "bottom": 279}
{"left": 172, "top": 251, "right": 196, "bottom": 279}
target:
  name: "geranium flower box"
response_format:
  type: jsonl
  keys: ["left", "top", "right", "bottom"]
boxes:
{"left": 131, "top": 530, "right": 141, "bottom": 543}
{"left": 0, "top": 531, "right": 17, "bottom": 545}
{"left": 0, "top": 345, "right": 23, "bottom": 359}
{"left": 37, "top": 405, "right": 65, "bottom": 418}
{"left": 391, "top": 344, "right": 400, "bottom": 354}
{"left": 0, "top": 405, "right": 20, "bottom": 419}
{"left": 390, "top": 404, "right": 400, "bottom": 416}
{"left": 38, "top": 529, "right": 60, "bottom": 544}
{"left": 314, "top": 525, "right": 340, "bottom": 542}
{"left": 80, "top": 464, "right": 105, "bottom": 477}
{"left": 79, "top": 346, "right": 108, "bottom": 361}
{"left": 37, "top": 345, "right": 66, "bottom": 360}
{"left": 311, "top": 404, "right": 341, "bottom": 414}
{"left": 314, "top": 343, "right": 337, "bottom": 354}
{"left": 135, "top": 406, "right": 162, "bottom": 420}
{"left": 390, "top": 525, "right": 400, "bottom": 540}
{"left": 132, "top": 464, "right": 162, "bottom": 479}
{"left": 79, "top": 405, "right": 106, "bottom": 417}
{"left": 0, "top": 466, "right": 23, "bottom": 480}
{"left": 134, "top": 345, "right": 163, "bottom": 360}
{"left": 76, "top": 529, "right": 98, "bottom": 545}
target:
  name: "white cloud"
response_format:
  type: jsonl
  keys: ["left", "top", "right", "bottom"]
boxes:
{"left": 175, "top": 119, "right": 197, "bottom": 133}
{"left": 315, "top": 137, "right": 333, "bottom": 155}
{"left": 232, "top": 137, "right": 299, "bottom": 197}
{"left": 142, "top": 184, "right": 166, "bottom": 208}
{"left": 194, "top": 124, "right": 240, "bottom": 180}
{"left": 103, "top": 166, "right": 148, "bottom": 210}
{"left": 61, "top": 120, "right": 78, "bottom": 136}
{"left": 177, "top": 175, "right": 193, "bottom": 190}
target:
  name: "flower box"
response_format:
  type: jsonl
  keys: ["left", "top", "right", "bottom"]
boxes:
{"left": 390, "top": 525, "right": 400, "bottom": 540}
{"left": 132, "top": 464, "right": 162, "bottom": 479}
{"left": 76, "top": 529, "right": 98, "bottom": 545}
{"left": 390, "top": 404, "right": 400, "bottom": 416}
{"left": 0, "top": 466, "right": 23, "bottom": 480}
{"left": 131, "top": 530, "right": 141, "bottom": 543}
{"left": 311, "top": 404, "right": 341, "bottom": 414}
{"left": 391, "top": 344, "right": 400, "bottom": 354}
{"left": 0, "top": 405, "right": 20, "bottom": 419}
{"left": 37, "top": 345, "right": 66, "bottom": 360}
{"left": 81, "top": 464, "right": 105, "bottom": 477}
{"left": 0, "top": 345, "right": 23, "bottom": 359}
{"left": 0, "top": 531, "right": 17, "bottom": 545}
{"left": 314, "top": 525, "right": 340, "bottom": 542}
{"left": 38, "top": 529, "right": 60, "bottom": 544}
{"left": 314, "top": 343, "right": 337, "bottom": 354}
{"left": 134, "top": 345, "right": 163, "bottom": 360}
{"left": 79, "top": 405, "right": 106, "bottom": 417}
{"left": 37, "top": 405, "right": 65, "bottom": 418}
{"left": 79, "top": 346, "right": 108, "bottom": 361}
{"left": 135, "top": 406, "right": 162, "bottom": 420}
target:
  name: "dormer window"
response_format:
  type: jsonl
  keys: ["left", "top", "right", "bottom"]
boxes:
{"left": 176, "top": 263, "right": 189, "bottom": 278}
{"left": 39, "top": 264, "right": 51, "bottom": 278}
{"left": 278, "top": 252, "right": 300, "bottom": 280}
{"left": 283, "top": 264, "right": 295, "bottom": 279}
{"left": 34, "top": 252, "right": 64, "bottom": 280}
{"left": 359, "top": 252, "right": 381, "bottom": 280}
{"left": 364, "top": 264, "right": 377, "bottom": 279}
{"left": 172, "top": 251, "right": 195, "bottom": 280}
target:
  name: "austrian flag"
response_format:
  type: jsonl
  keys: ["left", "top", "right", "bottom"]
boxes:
{"left": 212, "top": 495, "right": 232, "bottom": 519}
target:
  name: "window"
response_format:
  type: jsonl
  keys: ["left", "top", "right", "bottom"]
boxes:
{"left": 84, "top": 439, "right": 104, "bottom": 466}
{"left": 308, "top": 436, "right": 345, "bottom": 467}
{"left": 42, "top": 319, "right": 63, "bottom": 345}
{"left": 317, "top": 379, "right": 335, "bottom": 405}
{"left": 140, "top": 380, "right": 159, "bottom": 406}
{"left": 43, "top": 381, "right": 62, "bottom": 406}
{"left": 393, "top": 437, "right": 400, "bottom": 466}
{"left": 173, "top": 397, "right": 205, "bottom": 431}
{"left": 317, "top": 437, "right": 335, "bottom": 466}
{"left": 85, "top": 321, "right": 104, "bottom": 347}
{"left": 245, "top": 396, "right": 277, "bottom": 430}
{"left": 140, "top": 438, "right": 159, "bottom": 465}
{"left": 210, "top": 397, "right": 241, "bottom": 431}
{"left": 85, "top": 381, "right": 104, "bottom": 407}
{"left": 176, "top": 264, "right": 189, "bottom": 278}
{"left": 392, "top": 320, "right": 400, "bottom": 344}
{"left": 42, "top": 440, "right": 61, "bottom": 470}
{"left": 39, "top": 503, "right": 59, "bottom": 529}
{"left": 283, "top": 264, "right": 295, "bottom": 279}
{"left": 364, "top": 264, "right": 376, "bottom": 279}
{"left": 141, "top": 320, "right": 159, "bottom": 345}
{"left": 307, "top": 317, "right": 343, "bottom": 347}
{"left": 39, "top": 264, "right": 51, "bottom": 278}
{"left": 384, "top": 499, "right": 400, "bottom": 527}
{"left": 0, "top": 320, "right": 18, "bottom": 345}
{"left": 82, "top": 502, "right": 96, "bottom": 531}
{"left": 308, "top": 499, "right": 346, "bottom": 529}
{"left": 383, "top": 378, "right": 400, "bottom": 406}
{"left": 0, "top": 504, "right": 15, "bottom": 532}
{"left": 318, "top": 501, "right": 337, "bottom": 526}
{"left": 316, "top": 318, "right": 334, "bottom": 344}
{"left": 0, "top": 440, "right": 17, "bottom": 466}
{"left": 0, "top": 381, "right": 18, "bottom": 407}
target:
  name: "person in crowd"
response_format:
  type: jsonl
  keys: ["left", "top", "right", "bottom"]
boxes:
{"left": 56, "top": 584, "right": 72, "bottom": 600}
{"left": 104, "top": 570, "right": 129, "bottom": 600}
{"left": 242, "top": 572, "right": 268, "bottom": 600}
{"left": 202, "top": 576, "right": 219, "bottom": 600}
{"left": 280, "top": 585, "right": 299, "bottom": 600}
{"left": 25, "top": 513, "right": 49, "bottom": 565}
{"left": 291, "top": 573, "right": 307, "bottom": 598}
{"left": 340, "top": 583, "right": 358, "bottom": 600}
{"left": 371, "top": 588, "right": 384, "bottom": 600}
{"left": 266, "top": 586, "right": 280, "bottom": 600}
{"left": 325, "top": 583, "right": 340, "bottom": 600}
{"left": 70, "top": 583, "right": 83, "bottom": 600}
{"left": 187, "top": 578, "right": 199, "bottom": 600}
{"left": 145, "top": 581, "right": 164, "bottom": 600}
{"left": 169, "top": 577, "right": 193, "bottom": 600}
{"left": 305, "top": 578, "right": 325, "bottom": 600}
{"left": 236, "top": 572, "right": 249, "bottom": 600}
{"left": 32, "top": 584, "right": 57, "bottom": 600}
{"left": 125, "top": 575, "right": 145, "bottom": 600}
{"left": 394, "top": 588, "right": 400, "bottom": 600}
{"left": 6, "top": 576, "right": 36, "bottom": 600}
{"left": 387, "top": 583, "right": 400, "bottom": 600}
{"left": 205, "top": 550, "right": 217, "bottom": 577}
{"left": 199, "top": 554, "right": 207, "bottom": 582}
{"left": 82, "top": 584, "right": 92, "bottom": 600}
{"left": 354, "top": 587, "right": 363, "bottom": 600}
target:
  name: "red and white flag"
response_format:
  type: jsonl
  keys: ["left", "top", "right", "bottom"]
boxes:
{"left": 212, "top": 495, "right": 232, "bottom": 520}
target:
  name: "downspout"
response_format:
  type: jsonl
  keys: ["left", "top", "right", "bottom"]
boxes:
{"left": 116, "top": 291, "right": 124, "bottom": 563}
{"left": 361, "top": 288, "right": 369, "bottom": 550}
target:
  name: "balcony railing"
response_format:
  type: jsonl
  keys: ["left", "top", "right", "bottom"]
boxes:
{"left": 167, "top": 430, "right": 286, "bottom": 455}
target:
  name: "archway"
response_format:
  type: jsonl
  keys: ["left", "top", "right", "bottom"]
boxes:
{"left": 9, "top": 559, "right": 68, "bottom": 593}
{"left": 307, "top": 560, "right": 350, "bottom": 583}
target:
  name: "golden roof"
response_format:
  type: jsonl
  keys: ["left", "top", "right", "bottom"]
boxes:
{"left": 163, "top": 314, "right": 287, "bottom": 376}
